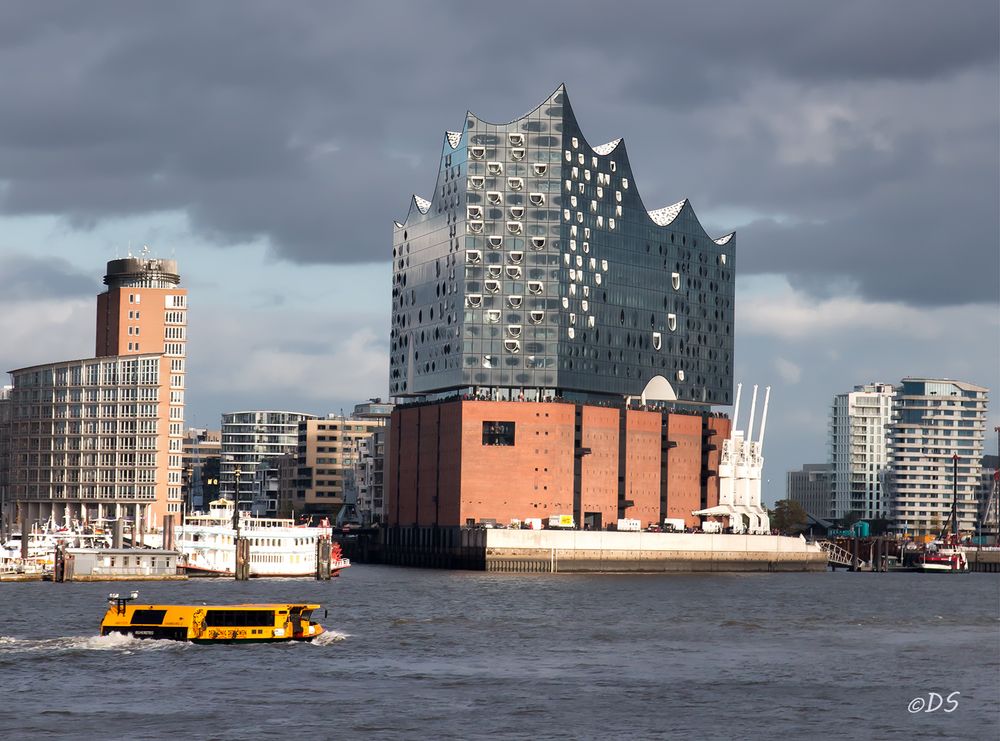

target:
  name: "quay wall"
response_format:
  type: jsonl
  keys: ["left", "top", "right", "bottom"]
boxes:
{"left": 481, "top": 530, "right": 826, "bottom": 573}
{"left": 371, "top": 527, "right": 825, "bottom": 572}
{"left": 968, "top": 549, "right": 1000, "bottom": 573}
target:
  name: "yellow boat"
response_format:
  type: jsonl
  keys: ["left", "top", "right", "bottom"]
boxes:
{"left": 100, "top": 592, "right": 327, "bottom": 643}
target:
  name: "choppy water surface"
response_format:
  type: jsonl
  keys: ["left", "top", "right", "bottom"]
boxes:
{"left": 1, "top": 568, "right": 997, "bottom": 740}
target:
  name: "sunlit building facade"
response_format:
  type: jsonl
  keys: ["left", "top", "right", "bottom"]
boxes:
{"left": 829, "top": 383, "right": 894, "bottom": 520}
{"left": 889, "top": 378, "right": 988, "bottom": 536}
{"left": 387, "top": 87, "right": 736, "bottom": 531}
{"left": 5, "top": 256, "right": 187, "bottom": 529}
{"left": 390, "top": 85, "right": 734, "bottom": 407}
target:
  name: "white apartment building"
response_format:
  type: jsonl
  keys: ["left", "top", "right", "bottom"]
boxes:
{"left": 889, "top": 378, "right": 988, "bottom": 536}
{"left": 829, "top": 383, "right": 895, "bottom": 520}
{"left": 219, "top": 410, "right": 316, "bottom": 507}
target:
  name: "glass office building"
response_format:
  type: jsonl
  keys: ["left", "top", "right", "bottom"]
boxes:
{"left": 390, "top": 85, "right": 735, "bottom": 406}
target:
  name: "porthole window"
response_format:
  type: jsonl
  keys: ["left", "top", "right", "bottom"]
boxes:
{"left": 470, "top": 146, "right": 485, "bottom": 160}
{"left": 487, "top": 161, "right": 503, "bottom": 175}
{"left": 534, "top": 163, "right": 547, "bottom": 175}
{"left": 668, "top": 314, "right": 677, "bottom": 332}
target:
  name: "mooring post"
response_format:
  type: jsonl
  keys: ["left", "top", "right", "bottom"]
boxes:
{"left": 851, "top": 537, "right": 859, "bottom": 572}
{"left": 113, "top": 518, "right": 124, "bottom": 549}
{"left": 316, "top": 537, "right": 332, "bottom": 580}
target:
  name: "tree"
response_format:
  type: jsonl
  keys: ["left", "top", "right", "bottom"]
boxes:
{"left": 839, "top": 510, "right": 862, "bottom": 530}
{"left": 771, "top": 499, "right": 809, "bottom": 535}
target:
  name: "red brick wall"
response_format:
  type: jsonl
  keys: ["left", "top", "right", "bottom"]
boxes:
{"left": 437, "top": 402, "right": 463, "bottom": 527}
{"left": 704, "top": 416, "right": 732, "bottom": 510}
{"left": 390, "top": 408, "right": 421, "bottom": 526}
{"left": 623, "top": 410, "right": 662, "bottom": 526}
{"left": 665, "top": 413, "right": 703, "bottom": 527}
{"left": 579, "top": 406, "right": 619, "bottom": 527}
{"left": 416, "top": 405, "right": 441, "bottom": 526}
{"left": 388, "top": 400, "right": 730, "bottom": 531}
{"left": 459, "top": 401, "right": 575, "bottom": 526}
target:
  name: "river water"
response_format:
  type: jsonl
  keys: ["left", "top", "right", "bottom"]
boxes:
{"left": 1, "top": 567, "right": 997, "bottom": 740}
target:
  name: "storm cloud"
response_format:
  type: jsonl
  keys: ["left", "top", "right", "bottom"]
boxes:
{"left": 0, "top": 0, "right": 997, "bottom": 306}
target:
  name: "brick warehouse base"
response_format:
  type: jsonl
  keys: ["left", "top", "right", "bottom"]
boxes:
{"left": 387, "top": 398, "right": 731, "bottom": 530}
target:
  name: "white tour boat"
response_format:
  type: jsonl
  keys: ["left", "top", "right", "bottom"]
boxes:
{"left": 176, "top": 499, "right": 349, "bottom": 578}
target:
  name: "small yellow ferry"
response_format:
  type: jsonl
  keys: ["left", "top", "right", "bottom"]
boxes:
{"left": 100, "top": 592, "right": 327, "bottom": 643}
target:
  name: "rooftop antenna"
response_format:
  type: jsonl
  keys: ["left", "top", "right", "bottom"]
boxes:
{"left": 757, "top": 386, "right": 771, "bottom": 448}
{"left": 127, "top": 239, "right": 133, "bottom": 259}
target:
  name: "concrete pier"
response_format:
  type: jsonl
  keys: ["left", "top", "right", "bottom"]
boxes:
{"left": 371, "top": 527, "right": 826, "bottom": 573}
{"left": 482, "top": 530, "right": 826, "bottom": 573}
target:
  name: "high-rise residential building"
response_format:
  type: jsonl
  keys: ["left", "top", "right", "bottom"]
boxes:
{"left": 4, "top": 256, "right": 187, "bottom": 529}
{"left": 353, "top": 427, "right": 389, "bottom": 525}
{"left": 387, "top": 87, "right": 737, "bottom": 532}
{"left": 888, "top": 378, "right": 988, "bottom": 536}
{"left": 292, "top": 408, "right": 389, "bottom": 518}
{"left": 829, "top": 383, "right": 895, "bottom": 520}
{"left": 787, "top": 463, "right": 832, "bottom": 519}
{"left": 219, "top": 411, "right": 315, "bottom": 508}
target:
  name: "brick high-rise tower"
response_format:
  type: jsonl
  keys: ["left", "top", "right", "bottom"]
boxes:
{"left": 4, "top": 253, "right": 188, "bottom": 530}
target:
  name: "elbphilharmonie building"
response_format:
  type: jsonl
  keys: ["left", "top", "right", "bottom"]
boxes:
{"left": 391, "top": 85, "right": 735, "bottom": 406}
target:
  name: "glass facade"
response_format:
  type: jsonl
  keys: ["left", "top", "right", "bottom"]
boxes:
{"left": 390, "top": 86, "right": 734, "bottom": 405}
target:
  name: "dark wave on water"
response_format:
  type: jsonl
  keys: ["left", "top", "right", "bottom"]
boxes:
{"left": 1, "top": 569, "right": 997, "bottom": 740}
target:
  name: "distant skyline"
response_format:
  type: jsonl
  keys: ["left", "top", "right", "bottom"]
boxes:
{"left": 1, "top": 1, "right": 997, "bottom": 504}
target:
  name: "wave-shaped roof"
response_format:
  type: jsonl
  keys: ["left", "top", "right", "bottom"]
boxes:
{"left": 648, "top": 199, "right": 687, "bottom": 227}
{"left": 592, "top": 138, "right": 622, "bottom": 155}
{"left": 394, "top": 85, "right": 734, "bottom": 247}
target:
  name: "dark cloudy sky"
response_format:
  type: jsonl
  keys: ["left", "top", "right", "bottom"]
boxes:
{"left": 1, "top": 1, "right": 997, "bottom": 503}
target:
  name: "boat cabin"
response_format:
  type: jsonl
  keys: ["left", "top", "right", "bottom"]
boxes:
{"left": 100, "top": 592, "right": 326, "bottom": 643}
